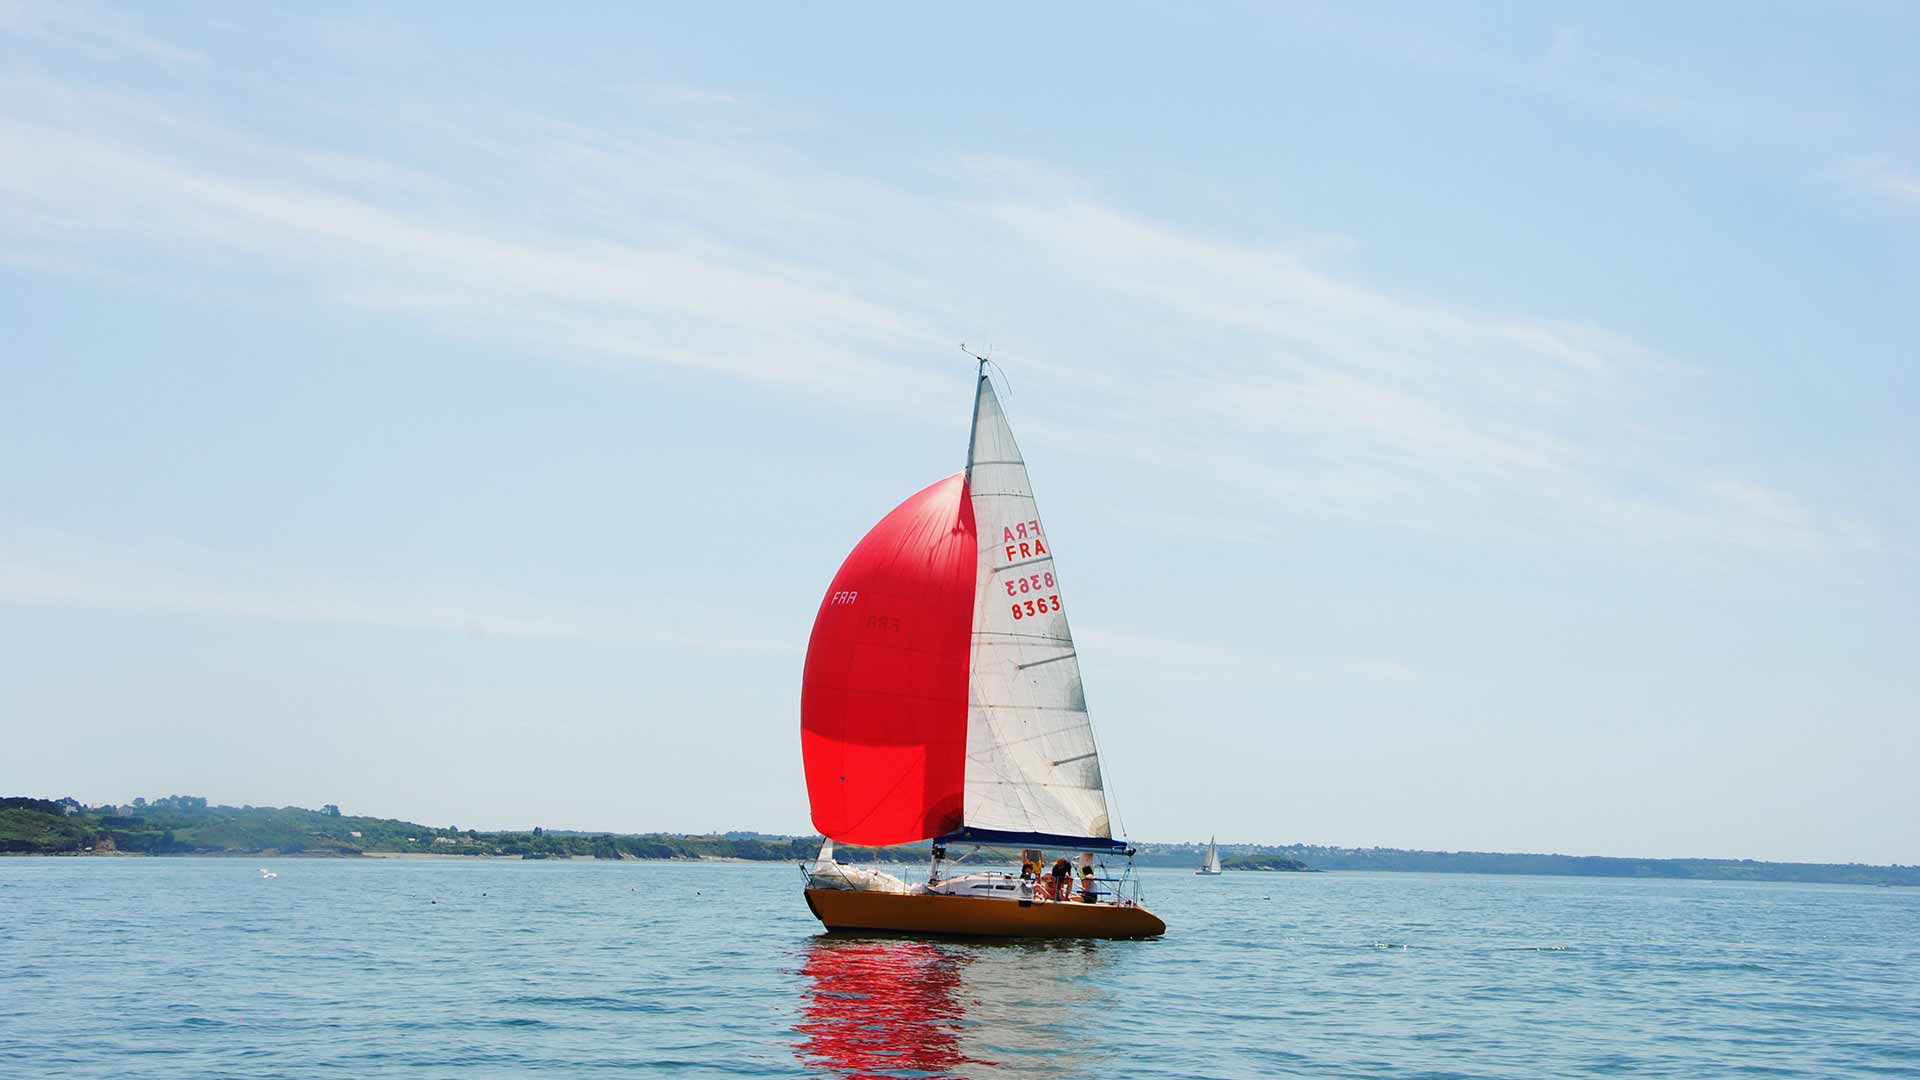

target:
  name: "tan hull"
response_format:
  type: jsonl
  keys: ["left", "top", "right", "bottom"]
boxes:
{"left": 804, "top": 888, "right": 1166, "bottom": 939}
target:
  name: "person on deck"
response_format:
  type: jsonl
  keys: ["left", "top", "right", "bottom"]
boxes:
{"left": 1078, "top": 864, "right": 1099, "bottom": 903}
{"left": 1049, "top": 858, "right": 1072, "bottom": 902}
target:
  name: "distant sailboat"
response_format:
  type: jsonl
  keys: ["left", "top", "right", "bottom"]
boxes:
{"left": 1196, "top": 837, "right": 1223, "bottom": 875}
{"left": 797, "top": 360, "right": 1164, "bottom": 939}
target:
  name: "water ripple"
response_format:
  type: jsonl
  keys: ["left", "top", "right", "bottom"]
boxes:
{"left": 1, "top": 859, "right": 1916, "bottom": 1078}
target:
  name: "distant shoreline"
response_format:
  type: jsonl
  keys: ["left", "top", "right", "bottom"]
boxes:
{"left": 4, "top": 796, "right": 1914, "bottom": 886}
{"left": 4, "top": 851, "right": 1915, "bottom": 889}
{"left": 0, "top": 850, "right": 762, "bottom": 863}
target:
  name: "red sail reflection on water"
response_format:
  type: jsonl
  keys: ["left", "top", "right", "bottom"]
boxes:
{"left": 794, "top": 938, "right": 992, "bottom": 1079}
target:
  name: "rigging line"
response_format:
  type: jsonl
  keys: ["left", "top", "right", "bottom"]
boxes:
{"left": 969, "top": 460, "right": 1025, "bottom": 466}
{"left": 1087, "top": 698, "right": 1125, "bottom": 842}
{"left": 984, "top": 357, "right": 1012, "bottom": 400}
{"left": 965, "top": 720, "right": 1098, "bottom": 750}
{"left": 963, "top": 701, "right": 1087, "bottom": 716}
{"left": 973, "top": 644, "right": 1078, "bottom": 654}
{"left": 963, "top": 344, "right": 986, "bottom": 484}
{"left": 971, "top": 733, "right": 1095, "bottom": 755}
{"left": 992, "top": 555, "right": 1055, "bottom": 573}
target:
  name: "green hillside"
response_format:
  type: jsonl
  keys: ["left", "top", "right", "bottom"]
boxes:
{"left": 1222, "top": 855, "right": 1315, "bottom": 871}
{"left": 0, "top": 796, "right": 921, "bottom": 862}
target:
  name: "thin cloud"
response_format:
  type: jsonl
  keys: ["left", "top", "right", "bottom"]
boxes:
{"left": 0, "top": 0, "right": 203, "bottom": 66}
{"left": 0, "top": 531, "right": 795, "bottom": 652}
{"left": 0, "top": 61, "right": 1867, "bottom": 561}
{"left": 1277, "top": 9, "right": 1857, "bottom": 152}
{"left": 979, "top": 199, "right": 1860, "bottom": 557}
{"left": 0, "top": 115, "right": 954, "bottom": 409}
{"left": 1831, "top": 155, "right": 1920, "bottom": 209}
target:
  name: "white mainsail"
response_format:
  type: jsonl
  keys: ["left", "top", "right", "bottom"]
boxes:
{"left": 959, "top": 373, "right": 1113, "bottom": 842}
{"left": 1202, "top": 837, "right": 1222, "bottom": 873}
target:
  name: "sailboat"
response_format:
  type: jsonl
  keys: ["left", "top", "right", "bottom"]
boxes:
{"left": 1196, "top": 837, "right": 1223, "bottom": 875}
{"left": 798, "top": 361, "right": 1165, "bottom": 939}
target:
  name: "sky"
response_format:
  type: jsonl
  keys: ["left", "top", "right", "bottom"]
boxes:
{"left": 1, "top": 3, "right": 1914, "bottom": 864}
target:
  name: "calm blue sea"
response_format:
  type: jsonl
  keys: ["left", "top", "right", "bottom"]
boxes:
{"left": 2, "top": 858, "right": 1916, "bottom": 1078}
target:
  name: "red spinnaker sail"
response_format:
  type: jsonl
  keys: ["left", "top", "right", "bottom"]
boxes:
{"left": 801, "top": 474, "right": 977, "bottom": 845}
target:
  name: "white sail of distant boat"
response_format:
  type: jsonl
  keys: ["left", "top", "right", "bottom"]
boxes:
{"left": 1197, "top": 837, "right": 1222, "bottom": 875}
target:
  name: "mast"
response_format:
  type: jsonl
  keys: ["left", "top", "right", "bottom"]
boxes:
{"left": 963, "top": 348, "right": 987, "bottom": 484}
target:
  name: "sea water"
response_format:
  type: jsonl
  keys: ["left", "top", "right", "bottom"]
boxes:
{"left": 2, "top": 858, "right": 1915, "bottom": 1078}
